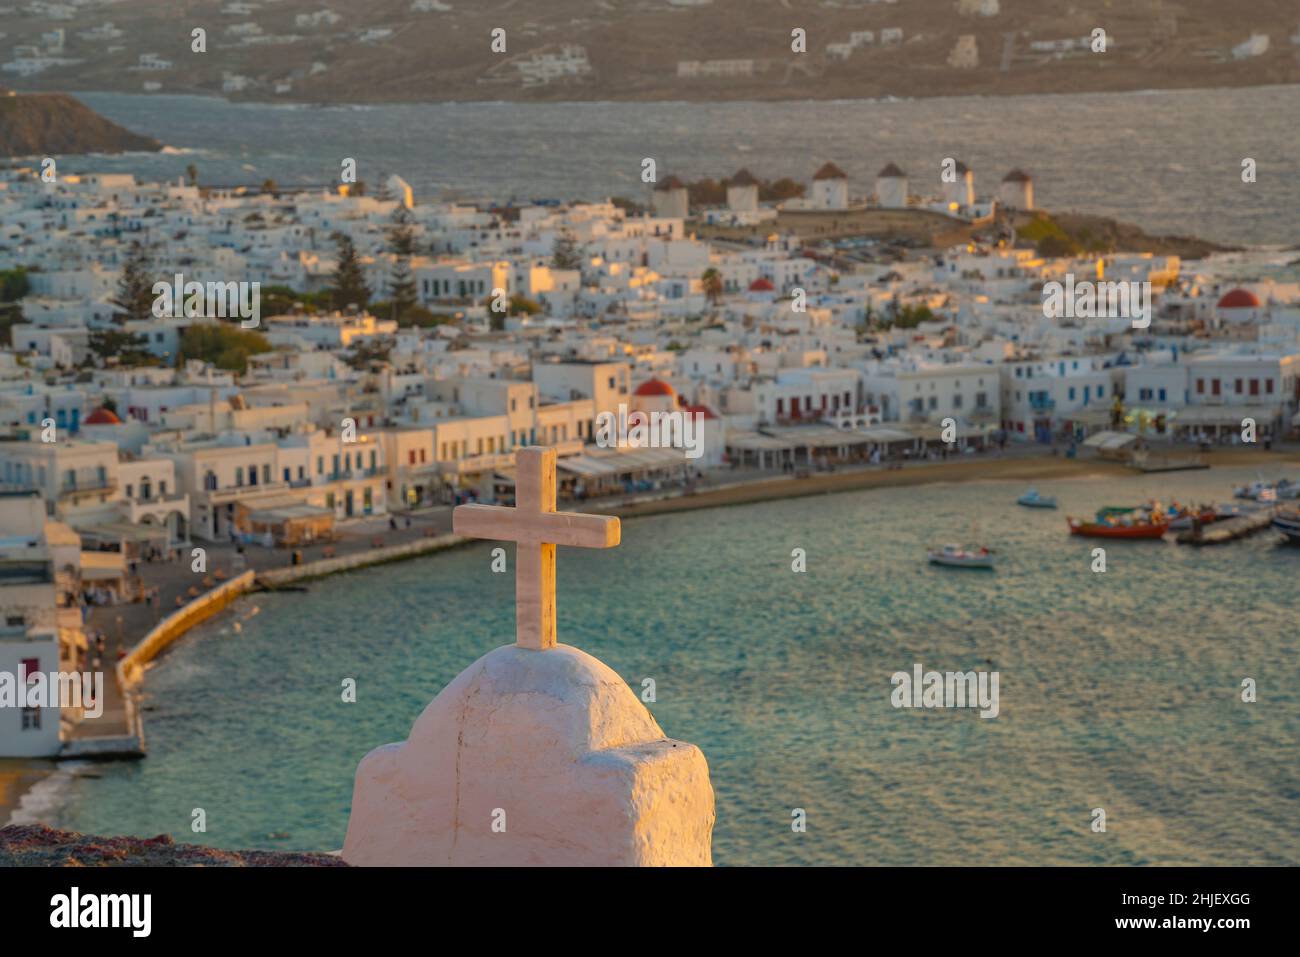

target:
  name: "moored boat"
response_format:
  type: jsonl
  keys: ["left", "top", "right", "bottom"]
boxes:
{"left": 1068, "top": 517, "right": 1169, "bottom": 539}
{"left": 1272, "top": 511, "right": 1300, "bottom": 544}
{"left": 1095, "top": 505, "right": 1143, "bottom": 521}
{"left": 1166, "top": 506, "right": 1220, "bottom": 531}
{"left": 1235, "top": 478, "right": 1297, "bottom": 501}
{"left": 1017, "top": 488, "right": 1057, "bottom": 509}
{"left": 928, "top": 544, "right": 995, "bottom": 569}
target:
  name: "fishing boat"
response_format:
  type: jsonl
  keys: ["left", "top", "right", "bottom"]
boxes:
{"left": 1067, "top": 516, "right": 1170, "bottom": 539}
{"left": 1095, "top": 505, "right": 1143, "bottom": 521}
{"left": 1164, "top": 501, "right": 1253, "bottom": 530}
{"left": 1234, "top": 478, "right": 1297, "bottom": 501}
{"left": 928, "top": 544, "right": 995, "bottom": 569}
{"left": 1272, "top": 511, "right": 1300, "bottom": 544}
{"left": 1017, "top": 488, "right": 1057, "bottom": 509}
{"left": 1166, "top": 505, "right": 1220, "bottom": 532}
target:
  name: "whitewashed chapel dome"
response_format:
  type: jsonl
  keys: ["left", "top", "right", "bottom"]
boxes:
{"left": 344, "top": 643, "right": 714, "bottom": 866}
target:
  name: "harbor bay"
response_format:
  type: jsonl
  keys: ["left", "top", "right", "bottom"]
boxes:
{"left": 23, "top": 465, "right": 1299, "bottom": 866}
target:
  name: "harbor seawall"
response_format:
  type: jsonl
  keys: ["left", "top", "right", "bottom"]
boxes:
{"left": 117, "top": 570, "right": 257, "bottom": 691}
{"left": 255, "top": 532, "right": 470, "bottom": 588}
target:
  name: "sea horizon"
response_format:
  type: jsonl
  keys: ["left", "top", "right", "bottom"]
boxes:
{"left": 61, "top": 85, "right": 1300, "bottom": 248}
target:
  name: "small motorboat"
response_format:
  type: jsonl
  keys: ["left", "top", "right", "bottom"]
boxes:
{"left": 1166, "top": 505, "right": 1219, "bottom": 532}
{"left": 1235, "top": 479, "right": 1297, "bottom": 501}
{"left": 928, "top": 543, "right": 995, "bottom": 569}
{"left": 1272, "top": 511, "right": 1300, "bottom": 544}
{"left": 1017, "top": 488, "right": 1057, "bottom": 509}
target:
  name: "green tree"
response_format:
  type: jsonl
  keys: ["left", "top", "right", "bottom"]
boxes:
{"left": 387, "top": 206, "right": 417, "bottom": 257}
{"left": 483, "top": 294, "right": 542, "bottom": 331}
{"left": 110, "top": 242, "right": 156, "bottom": 324}
{"left": 88, "top": 327, "right": 156, "bottom": 366}
{"left": 260, "top": 284, "right": 330, "bottom": 315}
{"left": 186, "top": 164, "right": 199, "bottom": 187}
{"left": 386, "top": 208, "right": 419, "bottom": 323}
{"left": 551, "top": 232, "right": 584, "bottom": 271}
{"left": 888, "top": 304, "right": 935, "bottom": 330}
{"left": 700, "top": 268, "right": 723, "bottom": 305}
{"left": 760, "top": 177, "right": 806, "bottom": 202}
{"left": 1, "top": 267, "right": 29, "bottom": 302}
{"left": 178, "top": 324, "right": 272, "bottom": 373}
{"left": 345, "top": 338, "right": 393, "bottom": 370}
{"left": 328, "top": 232, "right": 372, "bottom": 312}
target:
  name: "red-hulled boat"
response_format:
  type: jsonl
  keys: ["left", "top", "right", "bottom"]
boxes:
{"left": 1067, "top": 517, "right": 1170, "bottom": 539}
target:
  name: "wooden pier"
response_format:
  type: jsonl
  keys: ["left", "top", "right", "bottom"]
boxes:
{"left": 1172, "top": 506, "right": 1280, "bottom": 545}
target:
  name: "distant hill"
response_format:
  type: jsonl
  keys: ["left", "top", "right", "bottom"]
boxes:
{"left": 3, "top": 0, "right": 1299, "bottom": 104}
{"left": 0, "top": 92, "right": 161, "bottom": 157}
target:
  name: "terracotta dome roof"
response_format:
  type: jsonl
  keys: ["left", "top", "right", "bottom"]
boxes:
{"left": 1217, "top": 288, "right": 1261, "bottom": 309}
{"left": 749, "top": 277, "right": 776, "bottom": 292}
{"left": 877, "top": 163, "right": 906, "bottom": 178}
{"left": 813, "top": 162, "right": 847, "bottom": 181}
{"left": 655, "top": 175, "right": 686, "bottom": 192}
{"left": 634, "top": 378, "right": 676, "bottom": 397}
{"left": 685, "top": 403, "right": 719, "bottom": 420}
{"left": 1002, "top": 168, "right": 1032, "bottom": 182}
{"left": 84, "top": 407, "right": 121, "bottom": 425}
{"left": 728, "top": 169, "right": 759, "bottom": 187}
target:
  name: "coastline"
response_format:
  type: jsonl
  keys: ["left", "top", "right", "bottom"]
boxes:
{"left": 49, "top": 80, "right": 1300, "bottom": 110}
{"left": 0, "top": 760, "right": 56, "bottom": 829}
{"left": 598, "top": 447, "right": 1300, "bottom": 520}
{"left": 5, "top": 446, "right": 1297, "bottom": 830}
{"left": 53, "top": 78, "right": 1300, "bottom": 108}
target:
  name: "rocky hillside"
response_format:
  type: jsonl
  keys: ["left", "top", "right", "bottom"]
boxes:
{"left": 2, "top": 0, "right": 1299, "bottom": 104}
{"left": 0, "top": 91, "right": 161, "bottom": 157}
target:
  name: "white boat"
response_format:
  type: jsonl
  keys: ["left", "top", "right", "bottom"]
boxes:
{"left": 1272, "top": 511, "right": 1300, "bottom": 545}
{"left": 1234, "top": 478, "right": 1297, "bottom": 501}
{"left": 1017, "top": 488, "right": 1057, "bottom": 509}
{"left": 928, "top": 544, "right": 995, "bottom": 569}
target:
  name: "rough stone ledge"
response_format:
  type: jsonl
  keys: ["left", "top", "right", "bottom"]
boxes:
{"left": 0, "top": 824, "right": 347, "bottom": 867}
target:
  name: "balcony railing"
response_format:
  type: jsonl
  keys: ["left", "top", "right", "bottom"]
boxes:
{"left": 59, "top": 480, "right": 117, "bottom": 499}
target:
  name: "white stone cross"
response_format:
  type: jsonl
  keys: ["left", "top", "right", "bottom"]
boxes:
{"left": 452, "top": 447, "right": 620, "bottom": 651}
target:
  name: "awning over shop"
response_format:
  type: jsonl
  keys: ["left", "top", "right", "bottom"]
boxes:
{"left": 79, "top": 550, "right": 127, "bottom": 582}
{"left": 245, "top": 503, "right": 333, "bottom": 524}
{"left": 859, "top": 426, "right": 914, "bottom": 443}
{"left": 1062, "top": 408, "right": 1113, "bottom": 427}
{"left": 555, "top": 446, "right": 691, "bottom": 477}
{"left": 1171, "top": 405, "right": 1279, "bottom": 427}
{"left": 1082, "top": 430, "right": 1138, "bottom": 450}
{"left": 899, "top": 421, "right": 987, "bottom": 444}
{"left": 760, "top": 426, "right": 875, "bottom": 447}
{"left": 725, "top": 431, "right": 800, "bottom": 452}
{"left": 79, "top": 522, "right": 169, "bottom": 545}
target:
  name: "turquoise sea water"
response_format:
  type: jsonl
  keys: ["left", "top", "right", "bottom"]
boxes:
{"left": 35, "top": 466, "right": 1300, "bottom": 865}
